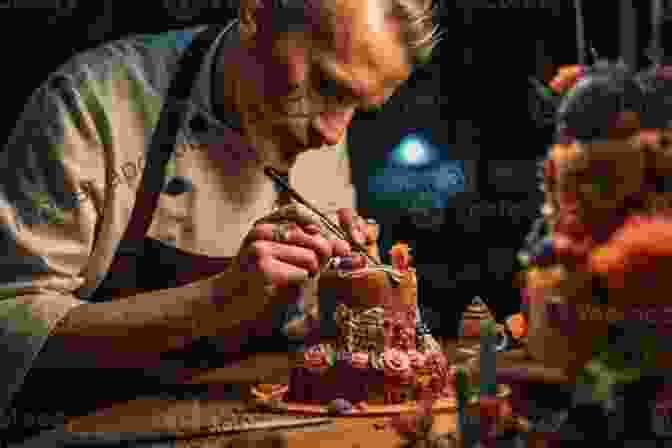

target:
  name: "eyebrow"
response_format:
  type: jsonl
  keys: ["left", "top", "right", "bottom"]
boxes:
{"left": 318, "top": 58, "right": 366, "bottom": 98}
{"left": 317, "top": 57, "right": 403, "bottom": 106}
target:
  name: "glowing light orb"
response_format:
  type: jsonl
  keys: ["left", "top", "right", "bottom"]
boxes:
{"left": 392, "top": 134, "right": 435, "bottom": 167}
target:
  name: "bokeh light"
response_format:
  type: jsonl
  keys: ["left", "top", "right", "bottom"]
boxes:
{"left": 391, "top": 134, "right": 436, "bottom": 167}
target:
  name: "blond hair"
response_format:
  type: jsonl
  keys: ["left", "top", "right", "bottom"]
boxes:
{"left": 262, "top": 0, "right": 443, "bottom": 65}
{"left": 389, "top": 0, "right": 443, "bottom": 63}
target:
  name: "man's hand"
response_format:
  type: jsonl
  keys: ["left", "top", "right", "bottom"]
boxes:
{"left": 204, "top": 204, "right": 370, "bottom": 343}
{"left": 336, "top": 208, "right": 368, "bottom": 246}
{"left": 337, "top": 208, "right": 381, "bottom": 263}
{"left": 232, "top": 203, "right": 355, "bottom": 295}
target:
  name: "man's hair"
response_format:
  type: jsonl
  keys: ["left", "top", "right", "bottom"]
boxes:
{"left": 266, "top": 0, "right": 443, "bottom": 65}
{"left": 389, "top": 0, "right": 443, "bottom": 63}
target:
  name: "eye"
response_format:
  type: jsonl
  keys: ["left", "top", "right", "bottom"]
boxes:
{"left": 316, "top": 69, "right": 349, "bottom": 103}
{"left": 317, "top": 71, "right": 338, "bottom": 95}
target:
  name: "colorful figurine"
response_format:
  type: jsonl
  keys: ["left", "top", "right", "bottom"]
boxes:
{"left": 458, "top": 297, "right": 494, "bottom": 347}
{"left": 522, "top": 49, "right": 672, "bottom": 378}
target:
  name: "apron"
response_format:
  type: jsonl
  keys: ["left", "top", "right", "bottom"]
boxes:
{"left": 90, "top": 23, "right": 307, "bottom": 359}
{"left": 12, "top": 24, "right": 302, "bottom": 420}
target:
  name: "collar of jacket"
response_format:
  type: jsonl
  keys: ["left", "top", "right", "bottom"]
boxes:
{"left": 185, "top": 20, "right": 242, "bottom": 140}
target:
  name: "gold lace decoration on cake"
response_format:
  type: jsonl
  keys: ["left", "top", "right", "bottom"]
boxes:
{"left": 417, "top": 334, "right": 443, "bottom": 354}
{"left": 334, "top": 303, "right": 385, "bottom": 353}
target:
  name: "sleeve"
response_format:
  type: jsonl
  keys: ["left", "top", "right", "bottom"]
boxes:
{"left": 0, "top": 74, "right": 108, "bottom": 413}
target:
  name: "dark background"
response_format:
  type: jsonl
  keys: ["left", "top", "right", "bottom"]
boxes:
{"left": 0, "top": 1, "right": 654, "bottom": 336}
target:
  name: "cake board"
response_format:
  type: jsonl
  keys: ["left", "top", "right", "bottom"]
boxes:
{"left": 250, "top": 383, "right": 512, "bottom": 416}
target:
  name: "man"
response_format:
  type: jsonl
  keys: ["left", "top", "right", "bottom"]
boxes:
{"left": 0, "top": 0, "right": 441, "bottom": 415}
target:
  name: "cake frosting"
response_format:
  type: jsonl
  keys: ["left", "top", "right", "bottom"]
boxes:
{"left": 284, "top": 242, "right": 452, "bottom": 406}
{"left": 303, "top": 345, "right": 329, "bottom": 373}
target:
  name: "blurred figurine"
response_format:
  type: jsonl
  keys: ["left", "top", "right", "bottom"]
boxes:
{"left": 504, "top": 312, "right": 528, "bottom": 346}
{"left": 458, "top": 297, "right": 494, "bottom": 347}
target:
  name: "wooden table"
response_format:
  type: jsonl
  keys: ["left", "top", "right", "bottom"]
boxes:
{"left": 63, "top": 338, "right": 568, "bottom": 447}
{"left": 66, "top": 395, "right": 458, "bottom": 448}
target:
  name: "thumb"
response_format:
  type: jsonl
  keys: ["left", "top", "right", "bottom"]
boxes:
{"left": 337, "top": 208, "right": 366, "bottom": 245}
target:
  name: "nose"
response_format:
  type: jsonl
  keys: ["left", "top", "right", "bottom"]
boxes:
{"left": 313, "top": 108, "right": 355, "bottom": 146}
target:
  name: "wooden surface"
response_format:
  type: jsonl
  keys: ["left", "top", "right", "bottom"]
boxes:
{"left": 249, "top": 385, "right": 511, "bottom": 416}
{"left": 63, "top": 338, "right": 570, "bottom": 447}
{"left": 66, "top": 397, "right": 457, "bottom": 448}
{"left": 491, "top": 348, "right": 570, "bottom": 385}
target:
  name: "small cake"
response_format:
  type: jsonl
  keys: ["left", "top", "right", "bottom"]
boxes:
{"left": 344, "top": 351, "right": 373, "bottom": 403}
{"left": 286, "top": 344, "right": 331, "bottom": 403}
{"left": 458, "top": 297, "right": 494, "bottom": 345}
{"left": 382, "top": 348, "right": 415, "bottom": 404}
{"left": 284, "top": 242, "right": 452, "bottom": 407}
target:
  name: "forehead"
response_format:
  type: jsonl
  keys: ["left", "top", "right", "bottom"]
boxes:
{"left": 312, "top": 0, "right": 411, "bottom": 97}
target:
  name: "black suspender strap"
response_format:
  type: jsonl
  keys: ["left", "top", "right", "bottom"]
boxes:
{"left": 123, "top": 24, "right": 229, "bottom": 244}
{"left": 87, "top": 24, "right": 231, "bottom": 300}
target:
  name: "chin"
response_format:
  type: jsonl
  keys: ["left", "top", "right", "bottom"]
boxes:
{"left": 306, "top": 130, "right": 331, "bottom": 150}
{"left": 293, "top": 133, "right": 321, "bottom": 151}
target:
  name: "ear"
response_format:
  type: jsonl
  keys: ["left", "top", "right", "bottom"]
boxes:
{"left": 239, "top": 0, "right": 262, "bottom": 42}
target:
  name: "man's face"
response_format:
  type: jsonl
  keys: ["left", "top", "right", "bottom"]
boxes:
{"left": 240, "top": 0, "right": 412, "bottom": 156}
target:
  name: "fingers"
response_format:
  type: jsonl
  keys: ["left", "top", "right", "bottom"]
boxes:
{"left": 305, "top": 223, "right": 352, "bottom": 257}
{"left": 249, "top": 222, "right": 334, "bottom": 263}
{"left": 254, "top": 203, "right": 355, "bottom": 258}
{"left": 332, "top": 239, "right": 352, "bottom": 257}
{"left": 351, "top": 253, "right": 367, "bottom": 269}
{"left": 238, "top": 204, "right": 365, "bottom": 296}
{"left": 337, "top": 208, "right": 367, "bottom": 245}
{"left": 333, "top": 253, "right": 367, "bottom": 270}
{"left": 256, "top": 255, "right": 311, "bottom": 287}
{"left": 240, "top": 240, "right": 318, "bottom": 286}
{"left": 258, "top": 203, "right": 323, "bottom": 228}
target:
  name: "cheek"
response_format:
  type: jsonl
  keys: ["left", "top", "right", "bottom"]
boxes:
{"left": 332, "top": 15, "right": 354, "bottom": 63}
{"left": 267, "top": 44, "right": 310, "bottom": 96}
{"left": 285, "top": 46, "right": 310, "bottom": 85}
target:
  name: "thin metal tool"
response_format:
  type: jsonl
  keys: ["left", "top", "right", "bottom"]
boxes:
{"left": 264, "top": 166, "right": 380, "bottom": 267}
